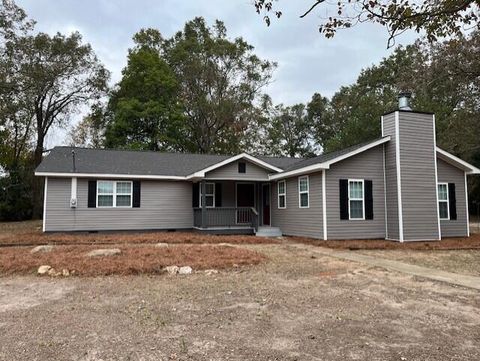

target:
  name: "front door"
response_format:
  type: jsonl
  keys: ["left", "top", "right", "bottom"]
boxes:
{"left": 262, "top": 184, "right": 270, "bottom": 226}
{"left": 236, "top": 183, "right": 255, "bottom": 223}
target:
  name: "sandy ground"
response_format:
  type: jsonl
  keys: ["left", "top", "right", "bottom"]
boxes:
{"left": 358, "top": 249, "right": 480, "bottom": 277}
{"left": 1, "top": 243, "right": 480, "bottom": 361}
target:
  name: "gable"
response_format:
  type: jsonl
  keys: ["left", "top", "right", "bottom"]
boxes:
{"left": 204, "top": 159, "right": 270, "bottom": 180}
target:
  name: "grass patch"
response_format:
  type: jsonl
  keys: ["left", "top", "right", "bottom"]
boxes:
{"left": 0, "top": 244, "right": 266, "bottom": 276}
{"left": 289, "top": 233, "right": 480, "bottom": 250}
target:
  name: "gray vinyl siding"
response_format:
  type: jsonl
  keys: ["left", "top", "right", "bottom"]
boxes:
{"left": 382, "top": 113, "right": 399, "bottom": 240}
{"left": 45, "top": 178, "right": 193, "bottom": 232}
{"left": 398, "top": 112, "right": 440, "bottom": 240}
{"left": 205, "top": 160, "right": 270, "bottom": 180}
{"left": 326, "top": 146, "right": 386, "bottom": 240}
{"left": 271, "top": 172, "right": 323, "bottom": 238}
{"left": 437, "top": 159, "right": 468, "bottom": 237}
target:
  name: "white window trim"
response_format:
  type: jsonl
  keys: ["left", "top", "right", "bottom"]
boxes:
{"left": 438, "top": 182, "right": 450, "bottom": 220}
{"left": 96, "top": 180, "right": 133, "bottom": 208}
{"left": 348, "top": 179, "right": 365, "bottom": 220}
{"left": 298, "top": 175, "right": 309, "bottom": 208}
{"left": 277, "top": 180, "right": 286, "bottom": 209}
{"left": 199, "top": 182, "right": 216, "bottom": 208}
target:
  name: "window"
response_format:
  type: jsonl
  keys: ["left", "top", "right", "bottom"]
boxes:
{"left": 438, "top": 183, "right": 449, "bottom": 220}
{"left": 298, "top": 176, "right": 309, "bottom": 208}
{"left": 238, "top": 162, "right": 246, "bottom": 173}
{"left": 278, "top": 180, "right": 286, "bottom": 209}
{"left": 200, "top": 182, "right": 215, "bottom": 208}
{"left": 97, "top": 180, "right": 132, "bottom": 208}
{"left": 348, "top": 180, "right": 364, "bottom": 220}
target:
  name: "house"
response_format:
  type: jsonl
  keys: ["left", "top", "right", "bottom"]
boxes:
{"left": 35, "top": 94, "right": 480, "bottom": 241}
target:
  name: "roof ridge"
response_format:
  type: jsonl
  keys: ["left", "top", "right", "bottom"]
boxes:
{"left": 53, "top": 146, "right": 301, "bottom": 160}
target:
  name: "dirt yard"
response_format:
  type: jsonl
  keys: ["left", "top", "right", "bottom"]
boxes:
{"left": 1, "top": 243, "right": 480, "bottom": 360}
{"left": 358, "top": 249, "right": 480, "bottom": 277}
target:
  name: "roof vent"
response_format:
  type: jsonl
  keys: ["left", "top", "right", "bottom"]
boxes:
{"left": 398, "top": 91, "right": 412, "bottom": 111}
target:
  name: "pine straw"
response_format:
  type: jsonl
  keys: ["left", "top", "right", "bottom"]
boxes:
{"left": 0, "top": 230, "right": 279, "bottom": 247}
{"left": 288, "top": 233, "right": 480, "bottom": 250}
{"left": 0, "top": 245, "right": 266, "bottom": 276}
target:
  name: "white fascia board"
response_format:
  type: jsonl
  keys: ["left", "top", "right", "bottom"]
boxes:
{"left": 269, "top": 136, "right": 391, "bottom": 181}
{"left": 436, "top": 147, "right": 480, "bottom": 174}
{"left": 321, "top": 136, "right": 391, "bottom": 167}
{"left": 186, "top": 153, "right": 283, "bottom": 179}
{"left": 35, "top": 172, "right": 187, "bottom": 180}
{"left": 269, "top": 163, "right": 329, "bottom": 180}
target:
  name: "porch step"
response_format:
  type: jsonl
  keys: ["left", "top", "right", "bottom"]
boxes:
{"left": 255, "top": 226, "right": 282, "bottom": 237}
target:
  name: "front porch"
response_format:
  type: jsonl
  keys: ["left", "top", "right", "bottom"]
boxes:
{"left": 192, "top": 180, "right": 272, "bottom": 234}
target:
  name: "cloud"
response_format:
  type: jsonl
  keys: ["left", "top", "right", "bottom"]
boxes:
{"left": 17, "top": 0, "right": 419, "bottom": 146}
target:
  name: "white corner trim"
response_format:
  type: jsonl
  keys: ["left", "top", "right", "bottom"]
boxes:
{"left": 71, "top": 177, "right": 77, "bottom": 201}
{"left": 395, "top": 112, "right": 404, "bottom": 242}
{"left": 381, "top": 115, "right": 384, "bottom": 137}
{"left": 187, "top": 153, "right": 283, "bottom": 179}
{"left": 269, "top": 136, "right": 391, "bottom": 181}
{"left": 436, "top": 147, "right": 480, "bottom": 174}
{"left": 42, "top": 177, "right": 48, "bottom": 232}
{"left": 382, "top": 143, "right": 388, "bottom": 239}
{"left": 465, "top": 172, "right": 470, "bottom": 237}
{"left": 322, "top": 169, "right": 327, "bottom": 240}
{"left": 433, "top": 115, "right": 442, "bottom": 240}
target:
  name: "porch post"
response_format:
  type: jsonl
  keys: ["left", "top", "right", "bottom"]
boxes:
{"left": 201, "top": 180, "right": 206, "bottom": 228}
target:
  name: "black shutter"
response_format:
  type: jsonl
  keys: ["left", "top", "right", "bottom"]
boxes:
{"left": 448, "top": 183, "right": 457, "bottom": 220}
{"left": 88, "top": 180, "right": 96, "bottom": 208}
{"left": 215, "top": 183, "right": 222, "bottom": 207}
{"left": 132, "top": 181, "right": 141, "bottom": 208}
{"left": 339, "top": 179, "right": 349, "bottom": 220}
{"left": 192, "top": 183, "right": 199, "bottom": 207}
{"left": 365, "top": 180, "right": 373, "bottom": 220}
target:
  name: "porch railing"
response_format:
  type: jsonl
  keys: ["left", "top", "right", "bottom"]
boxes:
{"left": 193, "top": 207, "right": 258, "bottom": 230}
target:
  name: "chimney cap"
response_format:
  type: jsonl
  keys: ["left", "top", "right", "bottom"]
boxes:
{"left": 398, "top": 91, "right": 412, "bottom": 110}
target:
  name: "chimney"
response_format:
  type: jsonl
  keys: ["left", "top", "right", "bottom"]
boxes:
{"left": 398, "top": 91, "right": 412, "bottom": 110}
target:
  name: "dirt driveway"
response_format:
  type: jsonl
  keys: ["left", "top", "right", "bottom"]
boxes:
{"left": 1, "top": 243, "right": 480, "bottom": 361}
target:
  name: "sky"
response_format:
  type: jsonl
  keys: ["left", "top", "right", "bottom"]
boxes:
{"left": 17, "top": 0, "right": 419, "bottom": 147}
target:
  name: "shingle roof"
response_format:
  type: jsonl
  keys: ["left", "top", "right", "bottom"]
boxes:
{"left": 36, "top": 147, "right": 303, "bottom": 177}
{"left": 282, "top": 137, "right": 389, "bottom": 172}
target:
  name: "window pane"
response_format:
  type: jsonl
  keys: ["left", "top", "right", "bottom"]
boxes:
{"left": 98, "top": 195, "right": 113, "bottom": 207}
{"left": 349, "top": 181, "right": 363, "bottom": 199}
{"left": 350, "top": 200, "right": 363, "bottom": 219}
{"left": 278, "top": 181, "right": 285, "bottom": 194}
{"left": 116, "top": 182, "right": 131, "bottom": 194}
{"left": 279, "top": 195, "right": 285, "bottom": 208}
{"left": 438, "top": 184, "right": 448, "bottom": 201}
{"left": 439, "top": 202, "right": 449, "bottom": 219}
{"left": 299, "top": 178, "right": 308, "bottom": 192}
{"left": 98, "top": 181, "right": 113, "bottom": 194}
{"left": 300, "top": 193, "right": 309, "bottom": 207}
{"left": 205, "top": 195, "right": 214, "bottom": 207}
{"left": 116, "top": 195, "right": 131, "bottom": 207}
{"left": 205, "top": 183, "right": 214, "bottom": 195}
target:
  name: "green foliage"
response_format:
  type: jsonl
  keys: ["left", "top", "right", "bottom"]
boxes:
{"left": 162, "top": 17, "right": 276, "bottom": 154}
{"left": 262, "top": 102, "right": 318, "bottom": 157}
{"left": 104, "top": 38, "right": 184, "bottom": 151}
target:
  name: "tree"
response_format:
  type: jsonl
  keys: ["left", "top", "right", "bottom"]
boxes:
{"left": 104, "top": 29, "right": 185, "bottom": 151}
{"left": 263, "top": 103, "right": 318, "bottom": 157}
{"left": 0, "top": 1, "right": 109, "bottom": 219}
{"left": 254, "top": 0, "right": 479, "bottom": 47}
{"left": 162, "top": 17, "right": 276, "bottom": 154}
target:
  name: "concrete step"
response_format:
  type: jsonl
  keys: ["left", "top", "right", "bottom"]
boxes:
{"left": 255, "top": 226, "right": 282, "bottom": 237}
